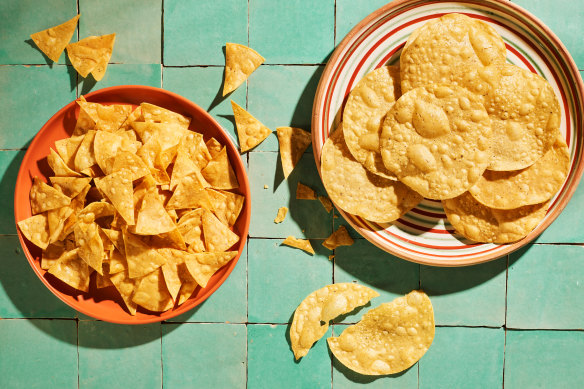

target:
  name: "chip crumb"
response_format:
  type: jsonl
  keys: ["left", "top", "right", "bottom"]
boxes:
{"left": 282, "top": 236, "right": 314, "bottom": 255}
{"left": 328, "top": 255, "right": 335, "bottom": 261}
{"left": 318, "top": 195, "right": 333, "bottom": 213}
{"left": 296, "top": 182, "right": 317, "bottom": 200}
{"left": 264, "top": 185, "right": 269, "bottom": 189}
{"left": 274, "top": 207, "right": 288, "bottom": 223}
{"left": 323, "top": 226, "right": 354, "bottom": 250}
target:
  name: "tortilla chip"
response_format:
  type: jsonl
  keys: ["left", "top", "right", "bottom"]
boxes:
{"left": 282, "top": 236, "right": 314, "bottom": 255}
{"left": 180, "top": 132, "right": 212, "bottom": 169}
{"left": 201, "top": 147, "right": 239, "bottom": 189}
{"left": 95, "top": 169, "right": 135, "bottom": 225}
{"left": 318, "top": 195, "right": 333, "bottom": 213}
{"left": 108, "top": 247, "right": 125, "bottom": 274}
{"left": 74, "top": 221, "right": 104, "bottom": 274}
{"left": 290, "top": 283, "right": 379, "bottom": 359}
{"left": 206, "top": 189, "right": 244, "bottom": 227}
{"left": 110, "top": 268, "right": 138, "bottom": 315}
{"left": 67, "top": 33, "right": 115, "bottom": 79}
{"left": 146, "top": 228, "right": 187, "bottom": 251}
{"left": 47, "top": 148, "right": 82, "bottom": 177}
{"left": 49, "top": 177, "right": 92, "bottom": 198}
{"left": 96, "top": 264, "right": 114, "bottom": 288}
{"left": 30, "top": 14, "right": 79, "bottom": 62}
{"left": 170, "top": 147, "right": 200, "bottom": 191}
{"left": 296, "top": 182, "right": 316, "bottom": 200}
{"left": 41, "top": 241, "right": 66, "bottom": 270}
{"left": 135, "top": 189, "right": 177, "bottom": 235}
{"left": 58, "top": 185, "right": 91, "bottom": 240}
{"left": 122, "top": 229, "right": 167, "bottom": 278}
{"left": 323, "top": 226, "right": 354, "bottom": 250}
{"left": 48, "top": 248, "right": 90, "bottom": 292}
{"left": 140, "top": 103, "right": 191, "bottom": 129}
{"left": 184, "top": 251, "right": 238, "bottom": 288}
{"left": 78, "top": 100, "right": 132, "bottom": 133}
{"left": 277, "top": 127, "right": 312, "bottom": 178}
{"left": 78, "top": 201, "right": 116, "bottom": 222}
{"left": 93, "top": 130, "right": 126, "bottom": 174}
{"left": 177, "top": 275, "right": 198, "bottom": 305}
{"left": 132, "top": 268, "right": 173, "bottom": 312}
{"left": 101, "top": 228, "right": 124, "bottom": 254}
{"left": 167, "top": 172, "right": 214, "bottom": 210}
{"left": 111, "top": 151, "right": 149, "bottom": 180}
{"left": 177, "top": 208, "right": 206, "bottom": 252}
{"left": 30, "top": 177, "right": 71, "bottom": 214}
{"left": 158, "top": 248, "right": 190, "bottom": 302}
{"left": 202, "top": 210, "right": 240, "bottom": 252}
{"left": 274, "top": 207, "right": 288, "bottom": 223}
{"left": 55, "top": 135, "right": 84, "bottom": 167}
{"left": 231, "top": 100, "right": 271, "bottom": 152}
{"left": 158, "top": 144, "right": 179, "bottom": 170}
{"left": 132, "top": 122, "right": 188, "bottom": 152}
{"left": 73, "top": 106, "right": 96, "bottom": 136}
{"left": 223, "top": 43, "right": 265, "bottom": 96}
{"left": 206, "top": 137, "right": 223, "bottom": 158}
{"left": 74, "top": 130, "right": 98, "bottom": 172}
{"left": 47, "top": 205, "right": 74, "bottom": 243}
{"left": 117, "top": 106, "right": 142, "bottom": 132}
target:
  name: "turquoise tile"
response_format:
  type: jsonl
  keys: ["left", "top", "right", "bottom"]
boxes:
{"left": 513, "top": 0, "right": 584, "bottom": 69}
{"left": 332, "top": 324, "right": 418, "bottom": 389}
{"left": 334, "top": 239, "right": 419, "bottom": 323}
{"left": 162, "top": 323, "right": 246, "bottom": 388}
{"left": 164, "top": 0, "right": 247, "bottom": 66}
{"left": 249, "top": 0, "right": 334, "bottom": 64}
{"left": 508, "top": 244, "right": 584, "bottom": 329}
{"left": 79, "top": 321, "right": 161, "bottom": 389}
{"left": 0, "top": 236, "right": 77, "bottom": 318}
{"left": 0, "top": 150, "right": 25, "bottom": 234}
{"left": 537, "top": 181, "right": 584, "bottom": 242}
{"left": 419, "top": 327, "right": 504, "bottom": 389}
{"left": 1, "top": 0, "right": 77, "bottom": 64}
{"left": 0, "top": 319, "right": 77, "bottom": 388}
{"left": 335, "top": 0, "right": 390, "bottom": 45}
{"left": 248, "top": 239, "right": 332, "bottom": 323}
{"left": 79, "top": 63, "right": 161, "bottom": 95}
{"left": 247, "top": 65, "right": 323, "bottom": 152}
{"left": 248, "top": 324, "right": 331, "bottom": 388}
{"left": 0, "top": 65, "right": 76, "bottom": 149}
{"left": 167, "top": 250, "right": 247, "bottom": 323}
{"left": 505, "top": 330, "right": 584, "bottom": 388}
{"left": 79, "top": 0, "right": 161, "bottom": 64}
{"left": 420, "top": 257, "right": 507, "bottom": 326}
{"left": 163, "top": 66, "right": 246, "bottom": 148}
{"left": 249, "top": 151, "right": 332, "bottom": 239}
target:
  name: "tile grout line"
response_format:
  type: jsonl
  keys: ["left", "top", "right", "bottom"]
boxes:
{"left": 161, "top": 0, "right": 165, "bottom": 67}
{"left": 76, "top": 318, "right": 80, "bottom": 389}
{"left": 160, "top": 323, "right": 164, "bottom": 389}
{"left": 502, "top": 327, "right": 506, "bottom": 389}
{"left": 246, "top": 3, "right": 250, "bottom": 386}
{"left": 75, "top": 0, "right": 80, "bottom": 99}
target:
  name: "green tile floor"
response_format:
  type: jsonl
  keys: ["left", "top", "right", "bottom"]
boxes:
{"left": 1, "top": 0, "right": 584, "bottom": 387}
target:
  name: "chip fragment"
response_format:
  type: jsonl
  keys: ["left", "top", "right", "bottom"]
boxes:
{"left": 318, "top": 196, "right": 333, "bottom": 213}
{"left": 231, "top": 100, "right": 271, "bottom": 153}
{"left": 296, "top": 182, "right": 316, "bottom": 200}
{"left": 282, "top": 236, "right": 315, "bottom": 255}
{"left": 290, "top": 283, "right": 379, "bottom": 359}
{"left": 277, "top": 127, "right": 312, "bottom": 178}
{"left": 30, "top": 14, "right": 80, "bottom": 62}
{"left": 323, "top": 226, "right": 354, "bottom": 250}
{"left": 274, "top": 207, "right": 288, "bottom": 223}
{"left": 328, "top": 290, "right": 435, "bottom": 375}
{"left": 223, "top": 43, "right": 265, "bottom": 96}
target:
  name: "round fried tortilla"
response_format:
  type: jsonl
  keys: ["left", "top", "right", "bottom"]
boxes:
{"left": 455, "top": 63, "right": 561, "bottom": 171}
{"left": 470, "top": 136, "right": 569, "bottom": 209}
{"left": 443, "top": 192, "right": 549, "bottom": 243}
{"left": 328, "top": 290, "right": 434, "bottom": 375}
{"left": 400, "top": 13, "right": 506, "bottom": 93}
{"left": 380, "top": 84, "right": 492, "bottom": 200}
{"left": 321, "top": 127, "right": 422, "bottom": 223}
{"left": 290, "top": 283, "right": 379, "bottom": 360}
{"left": 342, "top": 65, "right": 401, "bottom": 179}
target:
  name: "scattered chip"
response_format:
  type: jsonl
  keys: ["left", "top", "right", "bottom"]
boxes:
{"left": 277, "top": 127, "right": 312, "bottom": 178}
{"left": 290, "top": 283, "right": 379, "bottom": 359}
{"left": 318, "top": 195, "right": 333, "bottom": 213}
{"left": 184, "top": 251, "right": 238, "bottom": 288}
{"left": 201, "top": 147, "right": 239, "bottom": 189}
{"left": 282, "top": 236, "right": 314, "bottom": 255}
{"left": 231, "top": 100, "right": 271, "bottom": 153}
{"left": 30, "top": 14, "right": 79, "bottom": 62}
{"left": 66, "top": 33, "right": 116, "bottom": 80}
{"left": 274, "top": 207, "right": 288, "bottom": 223}
{"left": 323, "top": 226, "right": 354, "bottom": 250}
{"left": 296, "top": 182, "right": 317, "bottom": 200}
{"left": 328, "top": 290, "right": 435, "bottom": 375}
{"left": 223, "top": 43, "right": 264, "bottom": 96}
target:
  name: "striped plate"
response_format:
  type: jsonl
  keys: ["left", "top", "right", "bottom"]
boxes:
{"left": 312, "top": 0, "right": 584, "bottom": 266}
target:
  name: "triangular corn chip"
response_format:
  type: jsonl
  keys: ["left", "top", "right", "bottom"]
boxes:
{"left": 102, "top": 228, "right": 124, "bottom": 254}
{"left": 132, "top": 122, "right": 188, "bottom": 151}
{"left": 170, "top": 147, "right": 199, "bottom": 190}
{"left": 177, "top": 273, "right": 198, "bottom": 305}
{"left": 296, "top": 182, "right": 316, "bottom": 200}
{"left": 48, "top": 248, "right": 90, "bottom": 292}
{"left": 74, "top": 221, "right": 104, "bottom": 274}
{"left": 201, "top": 147, "right": 239, "bottom": 189}
{"left": 206, "top": 189, "right": 244, "bottom": 227}
{"left": 201, "top": 210, "right": 240, "bottom": 252}
{"left": 318, "top": 195, "right": 333, "bottom": 213}
{"left": 78, "top": 202, "right": 116, "bottom": 222}
{"left": 167, "top": 172, "right": 214, "bottom": 210}
{"left": 118, "top": 106, "right": 142, "bottom": 132}
{"left": 135, "top": 189, "right": 177, "bottom": 235}
{"left": 58, "top": 185, "right": 90, "bottom": 241}
{"left": 30, "top": 177, "right": 71, "bottom": 214}
{"left": 111, "top": 151, "right": 149, "bottom": 180}
{"left": 180, "top": 132, "right": 212, "bottom": 169}
{"left": 95, "top": 169, "right": 135, "bottom": 225}
{"left": 323, "top": 226, "right": 354, "bottom": 250}
{"left": 49, "top": 177, "right": 92, "bottom": 198}
{"left": 47, "top": 205, "right": 74, "bottom": 243}
{"left": 140, "top": 103, "right": 191, "bottom": 129}
{"left": 277, "top": 127, "right": 312, "bottom": 178}
{"left": 282, "top": 236, "right": 315, "bottom": 255}
{"left": 177, "top": 208, "right": 205, "bottom": 252}
{"left": 30, "top": 15, "right": 79, "bottom": 62}
{"left": 184, "top": 251, "right": 237, "bottom": 288}
{"left": 146, "top": 228, "right": 187, "bottom": 251}
{"left": 158, "top": 248, "right": 189, "bottom": 302}
{"left": 231, "top": 100, "right": 271, "bottom": 152}
{"left": 96, "top": 267, "right": 114, "bottom": 288}
{"left": 110, "top": 267, "right": 138, "bottom": 315}
{"left": 47, "top": 148, "right": 82, "bottom": 177}
{"left": 93, "top": 130, "right": 125, "bottom": 174}
{"left": 74, "top": 130, "right": 98, "bottom": 172}
{"left": 77, "top": 100, "right": 132, "bottom": 133}
{"left": 55, "top": 135, "right": 84, "bottom": 167}
{"left": 18, "top": 214, "right": 50, "bottom": 250}
{"left": 73, "top": 106, "right": 96, "bottom": 136}
{"left": 42, "top": 242, "right": 66, "bottom": 270}
{"left": 66, "top": 34, "right": 115, "bottom": 80}
{"left": 122, "top": 230, "right": 167, "bottom": 278}
{"left": 205, "top": 137, "right": 223, "bottom": 158}
{"left": 223, "top": 43, "right": 265, "bottom": 96}
{"left": 132, "top": 268, "right": 173, "bottom": 312}
{"left": 108, "top": 247, "right": 126, "bottom": 274}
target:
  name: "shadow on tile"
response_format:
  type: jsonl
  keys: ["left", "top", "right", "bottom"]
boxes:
{"left": 24, "top": 39, "right": 53, "bottom": 66}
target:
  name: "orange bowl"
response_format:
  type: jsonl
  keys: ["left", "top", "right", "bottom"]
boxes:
{"left": 14, "top": 85, "right": 250, "bottom": 324}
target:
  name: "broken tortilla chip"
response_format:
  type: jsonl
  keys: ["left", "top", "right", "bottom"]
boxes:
{"left": 296, "top": 182, "right": 317, "bottom": 200}
{"left": 30, "top": 14, "right": 79, "bottom": 62}
{"left": 282, "top": 236, "right": 314, "bottom": 255}
{"left": 323, "top": 226, "right": 354, "bottom": 250}
{"left": 223, "top": 43, "right": 265, "bottom": 96}
{"left": 277, "top": 127, "right": 312, "bottom": 178}
{"left": 274, "top": 207, "right": 288, "bottom": 223}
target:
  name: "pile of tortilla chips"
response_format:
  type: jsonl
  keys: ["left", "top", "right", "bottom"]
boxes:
{"left": 18, "top": 99, "right": 244, "bottom": 315}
